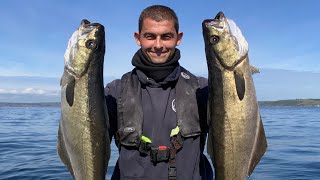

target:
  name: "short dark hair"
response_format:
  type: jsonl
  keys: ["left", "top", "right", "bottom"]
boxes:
{"left": 138, "top": 5, "right": 179, "bottom": 33}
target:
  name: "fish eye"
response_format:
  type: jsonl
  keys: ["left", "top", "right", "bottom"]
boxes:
{"left": 210, "top": 35, "right": 220, "bottom": 44}
{"left": 86, "top": 40, "right": 97, "bottom": 50}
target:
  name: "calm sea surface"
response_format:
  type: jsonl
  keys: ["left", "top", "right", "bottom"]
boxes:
{"left": 0, "top": 106, "right": 319, "bottom": 180}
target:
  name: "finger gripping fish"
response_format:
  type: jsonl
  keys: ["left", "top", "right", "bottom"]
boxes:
{"left": 57, "top": 19, "right": 110, "bottom": 180}
{"left": 202, "top": 12, "right": 267, "bottom": 180}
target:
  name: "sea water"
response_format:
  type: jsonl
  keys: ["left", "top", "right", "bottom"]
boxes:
{"left": 0, "top": 106, "right": 319, "bottom": 180}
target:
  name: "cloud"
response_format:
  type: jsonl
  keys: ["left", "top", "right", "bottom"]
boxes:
{"left": 0, "top": 88, "right": 59, "bottom": 96}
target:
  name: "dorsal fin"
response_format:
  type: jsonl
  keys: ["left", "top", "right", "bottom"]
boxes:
{"left": 247, "top": 115, "right": 268, "bottom": 176}
{"left": 250, "top": 66, "right": 260, "bottom": 75}
{"left": 57, "top": 124, "right": 75, "bottom": 176}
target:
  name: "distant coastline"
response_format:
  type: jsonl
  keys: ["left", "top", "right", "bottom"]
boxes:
{"left": 258, "top": 99, "right": 320, "bottom": 107}
{"left": 1, "top": 99, "right": 320, "bottom": 107}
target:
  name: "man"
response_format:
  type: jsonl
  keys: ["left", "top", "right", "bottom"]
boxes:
{"left": 105, "top": 5, "right": 213, "bottom": 180}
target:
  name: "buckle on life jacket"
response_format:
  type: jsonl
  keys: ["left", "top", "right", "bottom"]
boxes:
{"left": 168, "top": 166, "right": 177, "bottom": 180}
{"left": 138, "top": 140, "right": 151, "bottom": 155}
{"left": 150, "top": 146, "right": 170, "bottom": 163}
{"left": 139, "top": 136, "right": 170, "bottom": 163}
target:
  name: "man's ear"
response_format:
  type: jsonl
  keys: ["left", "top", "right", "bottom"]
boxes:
{"left": 134, "top": 32, "right": 141, "bottom": 46}
{"left": 176, "top": 32, "right": 183, "bottom": 46}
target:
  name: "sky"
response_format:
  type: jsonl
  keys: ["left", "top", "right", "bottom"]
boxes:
{"left": 0, "top": 0, "right": 320, "bottom": 102}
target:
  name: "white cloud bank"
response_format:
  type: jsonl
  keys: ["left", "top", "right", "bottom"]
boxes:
{"left": 0, "top": 88, "right": 59, "bottom": 96}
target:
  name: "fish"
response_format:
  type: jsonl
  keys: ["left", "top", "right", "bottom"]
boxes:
{"left": 202, "top": 12, "right": 267, "bottom": 180}
{"left": 57, "top": 19, "right": 110, "bottom": 180}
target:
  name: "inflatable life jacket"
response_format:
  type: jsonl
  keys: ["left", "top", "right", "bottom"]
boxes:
{"left": 116, "top": 67, "right": 206, "bottom": 179}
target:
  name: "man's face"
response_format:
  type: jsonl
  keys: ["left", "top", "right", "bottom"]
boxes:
{"left": 134, "top": 18, "right": 183, "bottom": 64}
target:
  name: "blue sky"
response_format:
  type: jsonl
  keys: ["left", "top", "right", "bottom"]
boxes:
{"left": 1, "top": 0, "right": 320, "bottom": 77}
{"left": 0, "top": 0, "right": 320, "bottom": 102}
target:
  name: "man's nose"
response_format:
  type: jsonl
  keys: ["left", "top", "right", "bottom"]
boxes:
{"left": 154, "top": 37, "right": 163, "bottom": 49}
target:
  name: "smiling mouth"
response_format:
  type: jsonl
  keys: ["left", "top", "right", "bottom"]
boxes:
{"left": 150, "top": 51, "right": 168, "bottom": 56}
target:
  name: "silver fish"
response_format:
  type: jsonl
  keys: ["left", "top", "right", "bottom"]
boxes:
{"left": 202, "top": 12, "right": 267, "bottom": 180}
{"left": 57, "top": 19, "right": 110, "bottom": 180}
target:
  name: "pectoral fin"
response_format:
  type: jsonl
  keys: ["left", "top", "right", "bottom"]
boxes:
{"left": 66, "top": 76, "right": 75, "bottom": 107}
{"left": 247, "top": 115, "right": 268, "bottom": 176}
{"left": 234, "top": 70, "right": 245, "bottom": 100}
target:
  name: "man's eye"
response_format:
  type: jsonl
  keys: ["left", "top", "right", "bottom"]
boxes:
{"left": 162, "top": 35, "right": 173, "bottom": 40}
{"left": 145, "top": 35, "right": 155, "bottom": 39}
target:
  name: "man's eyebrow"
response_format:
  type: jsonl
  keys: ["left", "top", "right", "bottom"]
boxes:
{"left": 142, "top": 32, "right": 175, "bottom": 37}
{"left": 143, "top": 32, "right": 156, "bottom": 37}
{"left": 161, "top": 32, "right": 175, "bottom": 37}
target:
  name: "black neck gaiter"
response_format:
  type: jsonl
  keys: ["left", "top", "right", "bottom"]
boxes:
{"left": 132, "top": 49, "right": 180, "bottom": 82}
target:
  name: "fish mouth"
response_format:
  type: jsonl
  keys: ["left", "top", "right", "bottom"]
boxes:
{"left": 79, "top": 19, "right": 103, "bottom": 36}
{"left": 80, "top": 19, "right": 102, "bottom": 29}
{"left": 202, "top": 11, "right": 226, "bottom": 29}
{"left": 214, "top": 11, "right": 225, "bottom": 20}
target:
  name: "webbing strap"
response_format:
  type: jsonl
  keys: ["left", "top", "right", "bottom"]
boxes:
{"left": 168, "top": 133, "right": 183, "bottom": 180}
